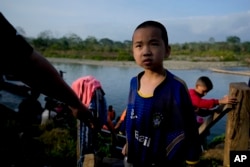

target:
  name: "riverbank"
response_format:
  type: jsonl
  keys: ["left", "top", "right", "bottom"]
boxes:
{"left": 47, "top": 57, "right": 246, "bottom": 70}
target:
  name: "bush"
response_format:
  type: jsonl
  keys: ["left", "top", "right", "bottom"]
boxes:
{"left": 38, "top": 128, "right": 76, "bottom": 166}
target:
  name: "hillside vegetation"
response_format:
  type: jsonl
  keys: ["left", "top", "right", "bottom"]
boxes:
{"left": 26, "top": 31, "right": 250, "bottom": 64}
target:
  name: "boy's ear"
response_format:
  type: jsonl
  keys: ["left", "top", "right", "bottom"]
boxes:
{"left": 165, "top": 45, "right": 171, "bottom": 58}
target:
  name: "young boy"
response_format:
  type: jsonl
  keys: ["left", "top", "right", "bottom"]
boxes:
{"left": 189, "top": 76, "right": 236, "bottom": 113}
{"left": 189, "top": 76, "right": 237, "bottom": 150}
{"left": 123, "top": 20, "right": 201, "bottom": 167}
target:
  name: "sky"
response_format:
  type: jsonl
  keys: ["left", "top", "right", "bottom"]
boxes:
{"left": 1, "top": 0, "right": 250, "bottom": 43}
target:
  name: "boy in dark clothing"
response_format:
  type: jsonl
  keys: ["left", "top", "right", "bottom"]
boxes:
{"left": 123, "top": 20, "right": 201, "bottom": 167}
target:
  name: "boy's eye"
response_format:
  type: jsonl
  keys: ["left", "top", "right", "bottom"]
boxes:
{"left": 135, "top": 44, "right": 142, "bottom": 48}
{"left": 151, "top": 42, "right": 159, "bottom": 46}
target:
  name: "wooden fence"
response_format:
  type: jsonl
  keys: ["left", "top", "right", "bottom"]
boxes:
{"left": 223, "top": 82, "right": 250, "bottom": 166}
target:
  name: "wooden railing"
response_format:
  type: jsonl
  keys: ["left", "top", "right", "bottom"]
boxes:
{"left": 198, "top": 104, "right": 233, "bottom": 137}
{"left": 223, "top": 82, "right": 250, "bottom": 166}
{"left": 197, "top": 82, "right": 250, "bottom": 166}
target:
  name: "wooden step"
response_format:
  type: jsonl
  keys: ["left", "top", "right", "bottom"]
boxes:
{"left": 199, "top": 104, "right": 232, "bottom": 136}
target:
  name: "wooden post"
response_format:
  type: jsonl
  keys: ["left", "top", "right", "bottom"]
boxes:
{"left": 223, "top": 82, "right": 250, "bottom": 166}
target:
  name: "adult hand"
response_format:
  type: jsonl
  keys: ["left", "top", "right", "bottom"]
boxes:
{"left": 69, "top": 105, "right": 95, "bottom": 129}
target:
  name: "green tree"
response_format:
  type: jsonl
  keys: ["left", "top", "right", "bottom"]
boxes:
{"left": 99, "top": 38, "right": 114, "bottom": 52}
{"left": 84, "top": 36, "right": 99, "bottom": 51}
{"left": 226, "top": 36, "right": 241, "bottom": 44}
{"left": 64, "top": 33, "right": 83, "bottom": 50}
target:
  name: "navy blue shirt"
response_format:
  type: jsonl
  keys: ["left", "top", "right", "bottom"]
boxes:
{"left": 125, "top": 70, "right": 201, "bottom": 166}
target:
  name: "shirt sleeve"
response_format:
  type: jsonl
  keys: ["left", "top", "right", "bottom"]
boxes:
{"left": 181, "top": 87, "right": 202, "bottom": 163}
{"left": 0, "top": 12, "right": 33, "bottom": 73}
{"left": 189, "top": 89, "right": 219, "bottom": 109}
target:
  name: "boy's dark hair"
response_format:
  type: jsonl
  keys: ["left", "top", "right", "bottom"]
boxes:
{"left": 108, "top": 105, "right": 113, "bottom": 110}
{"left": 134, "top": 20, "right": 169, "bottom": 47}
{"left": 196, "top": 76, "right": 213, "bottom": 91}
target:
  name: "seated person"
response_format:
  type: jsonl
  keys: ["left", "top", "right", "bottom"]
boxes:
{"left": 103, "top": 105, "right": 117, "bottom": 132}
{"left": 114, "top": 109, "right": 126, "bottom": 135}
{"left": 108, "top": 105, "right": 116, "bottom": 124}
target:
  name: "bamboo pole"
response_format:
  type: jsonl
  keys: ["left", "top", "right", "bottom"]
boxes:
{"left": 223, "top": 82, "right": 250, "bottom": 166}
{"left": 210, "top": 68, "right": 250, "bottom": 76}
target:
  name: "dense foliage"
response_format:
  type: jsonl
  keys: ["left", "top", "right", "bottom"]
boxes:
{"left": 26, "top": 31, "right": 250, "bottom": 62}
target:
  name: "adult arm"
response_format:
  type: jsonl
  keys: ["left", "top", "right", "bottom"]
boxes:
{"left": 21, "top": 51, "right": 93, "bottom": 125}
{"left": 0, "top": 12, "right": 93, "bottom": 126}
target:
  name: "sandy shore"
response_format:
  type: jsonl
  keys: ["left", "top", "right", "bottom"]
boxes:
{"left": 47, "top": 57, "right": 247, "bottom": 70}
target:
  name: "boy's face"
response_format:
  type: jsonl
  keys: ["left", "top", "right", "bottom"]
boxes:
{"left": 195, "top": 84, "right": 209, "bottom": 97}
{"left": 132, "top": 26, "right": 170, "bottom": 71}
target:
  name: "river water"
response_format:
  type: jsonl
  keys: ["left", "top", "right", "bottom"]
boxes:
{"left": 1, "top": 62, "right": 249, "bottom": 141}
